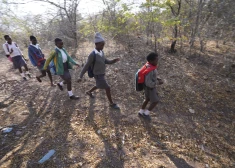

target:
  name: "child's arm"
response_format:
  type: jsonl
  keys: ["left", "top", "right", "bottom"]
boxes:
{"left": 64, "top": 49, "right": 79, "bottom": 66}
{"left": 79, "top": 53, "right": 94, "bottom": 79}
{"left": 42, "top": 51, "right": 56, "bottom": 70}
{"left": 145, "top": 71, "right": 157, "bottom": 88}
{"left": 39, "top": 48, "right": 45, "bottom": 58}
{"left": 67, "top": 56, "right": 78, "bottom": 65}
{"left": 105, "top": 58, "right": 120, "bottom": 64}
{"left": 28, "top": 47, "right": 37, "bottom": 66}
{"left": 2, "top": 44, "right": 10, "bottom": 57}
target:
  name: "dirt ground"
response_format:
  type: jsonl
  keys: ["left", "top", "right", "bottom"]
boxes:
{"left": 0, "top": 36, "right": 235, "bottom": 168}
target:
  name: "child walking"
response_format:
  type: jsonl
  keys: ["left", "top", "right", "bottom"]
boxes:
{"left": 2, "top": 35, "right": 31, "bottom": 80}
{"left": 42, "top": 38, "right": 80, "bottom": 100}
{"left": 28, "top": 36, "right": 54, "bottom": 86}
{"left": 138, "top": 52, "right": 163, "bottom": 118}
{"left": 78, "top": 32, "right": 120, "bottom": 109}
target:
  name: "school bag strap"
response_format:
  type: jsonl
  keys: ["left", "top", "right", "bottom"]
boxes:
{"left": 92, "top": 50, "right": 96, "bottom": 70}
{"left": 138, "top": 62, "right": 157, "bottom": 83}
{"left": 5, "top": 43, "right": 17, "bottom": 57}
{"left": 5, "top": 43, "right": 10, "bottom": 53}
{"left": 87, "top": 51, "right": 96, "bottom": 78}
{"left": 5, "top": 42, "right": 19, "bottom": 54}
{"left": 135, "top": 62, "right": 157, "bottom": 91}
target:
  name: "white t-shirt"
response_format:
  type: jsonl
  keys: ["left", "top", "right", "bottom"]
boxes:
{"left": 56, "top": 47, "right": 67, "bottom": 63}
{"left": 2, "top": 42, "right": 23, "bottom": 57}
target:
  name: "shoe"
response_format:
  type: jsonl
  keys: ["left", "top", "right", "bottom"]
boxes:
{"left": 86, "top": 91, "right": 95, "bottom": 98}
{"left": 138, "top": 109, "right": 145, "bottom": 116}
{"left": 138, "top": 109, "right": 150, "bottom": 116}
{"left": 70, "top": 95, "right": 79, "bottom": 100}
{"left": 36, "top": 77, "right": 42, "bottom": 82}
{"left": 110, "top": 103, "right": 120, "bottom": 109}
{"left": 57, "top": 83, "right": 63, "bottom": 91}
{"left": 138, "top": 113, "right": 151, "bottom": 120}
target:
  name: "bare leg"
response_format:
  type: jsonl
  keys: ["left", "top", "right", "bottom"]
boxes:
{"left": 18, "top": 67, "right": 23, "bottom": 73}
{"left": 141, "top": 99, "right": 150, "bottom": 109}
{"left": 23, "top": 64, "right": 29, "bottom": 71}
{"left": 36, "top": 70, "right": 46, "bottom": 83}
{"left": 46, "top": 70, "right": 54, "bottom": 86}
{"left": 86, "top": 86, "right": 97, "bottom": 98}
{"left": 67, "top": 79, "right": 72, "bottom": 91}
{"left": 148, "top": 102, "right": 158, "bottom": 111}
{"left": 105, "top": 87, "right": 113, "bottom": 104}
{"left": 37, "top": 71, "right": 46, "bottom": 78}
{"left": 88, "top": 86, "right": 98, "bottom": 93}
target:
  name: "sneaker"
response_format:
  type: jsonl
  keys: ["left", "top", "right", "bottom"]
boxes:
{"left": 138, "top": 110, "right": 151, "bottom": 119}
{"left": 70, "top": 95, "right": 79, "bottom": 100}
{"left": 86, "top": 91, "right": 95, "bottom": 98}
{"left": 143, "top": 115, "right": 151, "bottom": 121}
{"left": 144, "top": 110, "right": 150, "bottom": 116}
{"left": 138, "top": 109, "right": 145, "bottom": 116}
{"left": 57, "top": 83, "right": 63, "bottom": 91}
{"left": 110, "top": 103, "right": 120, "bottom": 109}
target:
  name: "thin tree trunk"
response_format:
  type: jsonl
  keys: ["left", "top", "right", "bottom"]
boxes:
{"left": 190, "top": 0, "right": 203, "bottom": 47}
{"left": 170, "top": 25, "right": 178, "bottom": 53}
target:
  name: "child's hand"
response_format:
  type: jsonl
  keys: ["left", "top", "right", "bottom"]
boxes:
{"left": 114, "top": 58, "right": 120, "bottom": 63}
{"left": 157, "top": 78, "right": 163, "bottom": 85}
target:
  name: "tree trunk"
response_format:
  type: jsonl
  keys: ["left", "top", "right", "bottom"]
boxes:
{"left": 170, "top": 25, "right": 178, "bottom": 53}
{"left": 170, "top": 40, "right": 177, "bottom": 53}
{"left": 154, "top": 35, "right": 157, "bottom": 53}
{"left": 190, "top": 0, "right": 203, "bottom": 47}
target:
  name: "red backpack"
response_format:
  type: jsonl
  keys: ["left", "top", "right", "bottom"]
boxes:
{"left": 135, "top": 62, "right": 157, "bottom": 91}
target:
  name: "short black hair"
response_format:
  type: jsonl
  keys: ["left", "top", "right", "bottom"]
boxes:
{"left": 54, "top": 38, "right": 62, "bottom": 44}
{"left": 30, "top": 35, "right": 36, "bottom": 41}
{"left": 4, "top": 35, "right": 10, "bottom": 40}
{"left": 146, "top": 52, "right": 158, "bottom": 62}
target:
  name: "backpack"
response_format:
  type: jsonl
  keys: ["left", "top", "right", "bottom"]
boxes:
{"left": 87, "top": 51, "right": 96, "bottom": 78}
{"left": 49, "top": 49, "right": 58, "bottom": 75}
{"left": 29, "top": 45, "right": 45, "bottom": 66}
{"left": 135, "top": 62, "right": 157, "bottom": 91}
{"left": 49, "top": 61, "right": 56, "bottom": 75}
